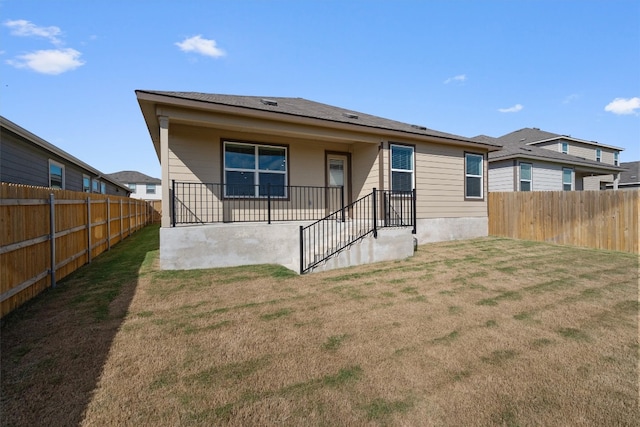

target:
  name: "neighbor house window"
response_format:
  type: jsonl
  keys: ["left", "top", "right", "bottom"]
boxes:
{"left": 390, "top": 144, "right": 414, "bottom": 192}
{"left": 224, "top": 141, "right": 287, "bottom": 197}
{"left": 128, "top": 183, "right": 137, "bottom": 192}
{"left": 100, "top": 182, "right": 106, "bottom": 194}
{"left": 49, "top": 160, "right": 64, "bottom": 189}
{"left": 146, "top": 184, "right": 156, "bottom": 194}
{"left": 92, "top": 179, "right": 100, "bottom": 193}
{"left": 83, "top": 175, "right": 91, "bottom": 192}
{"left": 465, "top": 153, "right": 484, "bottom": 199}
{"left": 519, "top": 163, "right": 532, "bottom": 191}
{"left": 596, "top": 148, "right": 601, "bottom": 162}
{"left": 562, "top": 168, "right": 573, "bottom": 191}
{"left": 561, "top": 142, "right": 568, "bottom": 154}
{"left": 614, "top": 152, "right": 619, "bottom": 166}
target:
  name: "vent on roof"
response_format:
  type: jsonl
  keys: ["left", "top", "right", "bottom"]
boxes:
{"left": 260, "top": 99, "right": 278, "bottom": 106}
{"left": 519, "top": 138, "right": 526, "bottom": 142}
{"left": 520, "top": 147, "right": 532, "bottom": 152}
{"left": 411, "top": 124, "right": 427, "bottom": 131}
{"left": 342, "top": 112, "right": 359, "bottom": 119}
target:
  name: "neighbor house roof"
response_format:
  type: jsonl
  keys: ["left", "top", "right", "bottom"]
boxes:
{"left": 136, "top": 91, "right": 503, "bottom": 153}
{"left": 107, "top": 170, "right": 161, "bottom": 185}
{"left": 618, "top": 161, "right": 640, "bottom": 186}
{"left": 501, "top": 127, "right": 624, "bottom": 151}
{"left": 477, "top": 129, "right": 624, "bottom": 174}
{"left": 1, "top": 116, "right": 131, "bottom": 193}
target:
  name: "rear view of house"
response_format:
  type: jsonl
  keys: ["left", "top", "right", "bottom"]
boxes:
{"left": 136, "top": 91, "right": 501, "bottom": 273}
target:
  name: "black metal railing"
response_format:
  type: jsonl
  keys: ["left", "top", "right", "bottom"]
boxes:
{"left": 300, "top": 188, "right": 416, "bottom": 273}
{"left": 171, "top": 181, "right": 344, "bottom": 226}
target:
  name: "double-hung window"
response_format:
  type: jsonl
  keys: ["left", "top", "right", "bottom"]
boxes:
{"left": 561, "top": 142, "right": 568, "bottom": 154}
{"left": 100, "top": 182, "right": 106, "bottom": 194}
{"left": 128, "top": 183, "right": 137, "bottom": 192}
{"left": 224, "top": 141, "right": 287, "bottom": 197}
{"left": 83, "top": 175, "right": 91, "bottom": 192}
{"left": 49, "top": 160, "right": 64, "bottom": 189}
{"left": 146, "top": 184, "right": 156, "bottom": 194}
{"left": 562, "top": 168, "right": 573, "bottom": 191}
{"left": 596, "top": 148, "right": 602, "bottom": 162}
{"left": 614, "top": 152, "right": 619, "bottom": 166}
{"left": 519, "top": 163, "right": 532, "bottom": 191}
{"left": 390, "top": 144, "right": 414, "bottom": 192}
{"left": 92, "top": 179, "right": 100, "bottom": 193}
{"left": 465, "top": 153, "right": 484, "bottom": 199}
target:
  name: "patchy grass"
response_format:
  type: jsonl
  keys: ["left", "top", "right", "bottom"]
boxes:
{"left": 2, "top": 232, "right": 638, "bottom": 426}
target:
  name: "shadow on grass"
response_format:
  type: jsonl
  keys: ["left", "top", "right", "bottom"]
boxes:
{"left": 0, "top": 224, "right": 159, "bottom": 427}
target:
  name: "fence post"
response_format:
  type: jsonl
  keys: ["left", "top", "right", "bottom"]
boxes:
{"left": 49, "top": 193, "right": 57, "bottom": 288}
{"left": 340, "top": 185, "right": 345, "bottom": 222}
{"left": 372, "top": 188, "right": 378, "bottom": 239}
{"left": 87, "top": 197, "right": 92, "bottom": 264}
{"left": 171, "top": 179, "right": 176, "bottom": 227}
{"left": 107, "top": 198, "right": 111, "bottom": 250}
{"left": 412, "top": 188, "right": 417, "bottom": 234}
{"left": 267, "top": 183, "right": 271, "bottom": 225}
{"left": 119, "top": 199, "right": 123, "bottom": 241}
{"left": 299, "top": 225, "right": 304, "bottom": 274}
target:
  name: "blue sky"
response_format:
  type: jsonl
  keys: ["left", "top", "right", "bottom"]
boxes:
{"left": 2, "top": 0, "right": 639, "bottom": 179}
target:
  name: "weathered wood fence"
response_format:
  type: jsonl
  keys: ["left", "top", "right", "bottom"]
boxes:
{"left": 1, "top": 183, "right": 156, "bottom": 317}
{"left": 488, "top": 190, "right": 639, "bottom": 254}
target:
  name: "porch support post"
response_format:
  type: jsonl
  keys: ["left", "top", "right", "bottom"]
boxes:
{"left": 159, "top": 115, "right": 171, "bottom": 228}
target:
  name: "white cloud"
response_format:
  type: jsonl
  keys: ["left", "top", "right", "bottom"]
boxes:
{"left": 4, "top": 19, "right": 62, "bottom": 45}
{"left": 498, "top": 104, "right": 523, "bottom": 113}
{"left": 604, "top": 97, "right": 640, "bottom": 115}
{"left": 444, "top": 74, "right": 466, "bottom": 84}
{"left": 6, "top": 48, "right": 84, "bottom": 75}
{"left": 175, "top": 35, "right": 226, "bottom": 58}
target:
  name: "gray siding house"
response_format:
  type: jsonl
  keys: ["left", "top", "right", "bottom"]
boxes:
{"left": 477, "top": 128, "right": 625, "bottom": 192}
{"left": 1, "top": 116, "right": 130, "bottom": 196}
{"left": 607, "top": 161, "right": 640, "bottom": 190}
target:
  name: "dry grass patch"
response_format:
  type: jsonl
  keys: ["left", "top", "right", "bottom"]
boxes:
{"left": 2, "top": 232, "right": 638, "bottom": 426}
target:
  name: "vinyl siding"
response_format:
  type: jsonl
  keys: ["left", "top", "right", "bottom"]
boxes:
{"left": 488, "top": 160, "right": 515, "bottom": 191}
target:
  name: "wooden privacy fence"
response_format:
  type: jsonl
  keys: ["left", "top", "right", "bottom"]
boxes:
{"left": 488, "top": 190, "right": 639, "bottom": 254}
{"left": 1, "top": 183, "right": 156, "bottom": 317}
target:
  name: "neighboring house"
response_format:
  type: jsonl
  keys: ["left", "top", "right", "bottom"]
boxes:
{"left": 607, "top": 161, "right": 640, "bottom": 190}
{"left": 107, "top": 170, "right": 162, "bottom": 200}
{"left": 136, "top": 90, "right": 502, "bottom": 273}
{"left": 0, "top": 116, "right": 131, "bottom": 196}
{"left": 478, "top": 128, "right": 624, "bottom": 192}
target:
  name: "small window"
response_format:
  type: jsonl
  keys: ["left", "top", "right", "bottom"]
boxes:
{"left": 614, "top": 152, "right": 619, "bottom": 166}
{"left": 224, "top": 141, "right": 287, "bottom": 197}
{"left": 100, "top": 182, "right": 106, "bottom": 194}
{"left": 561, "top": 142, "right": 568, "bottom": 154}
{"left": 390, "top": 144, "right": 414, "bottom": 192}
{"left": 465, "top": 153, "right": 484, "bottom": 199}
{"left": 49, "top": 160, "right": 64, "bottom": 189}
{"left": 562, "top": 168, "right": 573, "bottom": 191}
{"left": 146, "top": 184, "right": 156, "bottom": 194}
{"left": 128, "top": 183, "right": 137, "bottom": 192}
{"left": 92, "top": 179, "right": 100, "bottom": 193}
{"left": 520, "top": 163, "right": 532, "bottom": 191}
{"left": 596, "top": 148, "right": 601, "bottom": 162}
{"left": 83, "top": 175, "right": 91, "bottom": 192}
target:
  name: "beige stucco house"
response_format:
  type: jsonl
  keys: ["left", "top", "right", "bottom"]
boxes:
{"left": 136, "top": 91, "right": 501, "bottom": 273}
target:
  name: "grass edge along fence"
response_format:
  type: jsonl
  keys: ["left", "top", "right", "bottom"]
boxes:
{"left": 1, "top": 183, "right": 157, "bottom": 317}
{"left": 488, "top": 189, "right": 640, "bottom": 254}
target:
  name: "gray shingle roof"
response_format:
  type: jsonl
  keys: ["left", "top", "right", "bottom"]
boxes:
{"left": 477, "top": 128, "right": 624, "bottom": 173}
{"left": 619, "top": 161, "right": 640, "bottom": 185}
{"left": 107, "top": 170, "right": 161, "bottom": 185}
{"left": 136, "top": 91, "right": 502, "bottom": 149}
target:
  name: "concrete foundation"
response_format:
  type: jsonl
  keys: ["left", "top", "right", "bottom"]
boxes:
{"left": 414, "top": 217, "right": 488, "bottom": 244}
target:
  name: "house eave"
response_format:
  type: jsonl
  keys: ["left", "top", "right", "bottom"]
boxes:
{"left": 489, "top": 152, "right": 625, "bottom": 174}
{"left": 525, "top": 136, "right": 624, "bottom": 151}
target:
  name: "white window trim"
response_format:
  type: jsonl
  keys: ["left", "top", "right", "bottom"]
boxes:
{"left": 519, "top": 162, "right": 532, "bottom": 191}
{"left": 465, "top": 152, "right": 484, "bottom": 200}
{"left": 92, "top": 178, "right": 100, "bottom": 193}
{"left": 223, "top": 141, "right": 288, "bottom": 198}
{"left": 562, "top": 168, "right": 573, "bottom": 191}
{"left": 561, "top": 142, "right": 568, "bottom": 154}
{"left": 614, "top": 152, "right": 619, "bottom": 166}
{"left": 596, "top": 148, "right": 602, "bottom": 162}
{"left": 146, "top": 184, "right": 156, "bottom": 194}
{"left": 390, "top": 143, "right": 415, "bottom": 192}
{"left": 48, "top": 159, "right": 65, "bottom": 189}
{"left": 82, "top": 174, "right": 91, "bottom": 193}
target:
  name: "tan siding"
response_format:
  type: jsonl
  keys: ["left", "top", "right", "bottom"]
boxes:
{"left": 351, "top": 142, "right": 379, "bottom": 200}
